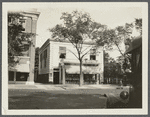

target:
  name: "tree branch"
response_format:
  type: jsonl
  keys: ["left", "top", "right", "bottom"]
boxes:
{"left": 114, "top": 41, "right": 124, "bottom": 56}
{"left": 81, "top": 45, "right": 93, "bottom": 54}
{"left": 67, "top": 48, "right": 79, "bottom": 60}
{"left": 81, "top": 47, "right": 92, "bottom": 59}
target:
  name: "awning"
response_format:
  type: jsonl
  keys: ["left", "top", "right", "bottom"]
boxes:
{"left": 65, "top": 65, "right": 100, "bottom": 74}
{"left": 9, "top": 64, "right": 29, "bottom": 73}
{"left": 125, "top": 36, "right": 142, "bottom": 54}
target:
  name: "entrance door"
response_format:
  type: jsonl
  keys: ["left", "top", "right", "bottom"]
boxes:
{"left": 53, "top": 72, "right": 59, "bottom": 84}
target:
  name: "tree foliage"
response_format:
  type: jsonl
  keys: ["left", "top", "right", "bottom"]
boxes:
{"left": 135, "top": 18, "right": 142, "bottom": 35}
{"left": 104, "top": 51, "right": 121, "bottom": 81}
{"left": 50, "top": 10, "right": 106, "bottom": 86}
{"left": 98, "top": 18, "right": 142, "bottom": 68}
{"left": 8, "top": 12, "right": 33, "bottom": 67}
{"left": 102, "top": 19, "right": 141, "bottom": 77}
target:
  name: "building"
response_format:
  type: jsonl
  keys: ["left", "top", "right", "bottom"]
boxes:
{"left": 38, "top": 39, "right": 104, "bottom": 84}
{"left": 8, "top": 9, "right": 40, "bottom": 84}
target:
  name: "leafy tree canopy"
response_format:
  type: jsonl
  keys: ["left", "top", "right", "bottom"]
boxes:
{"left": 8, "top": 12, "right": 34, "bottom": 67}
{"left": 50, "top": 10, "right": 107, "bottom": 61}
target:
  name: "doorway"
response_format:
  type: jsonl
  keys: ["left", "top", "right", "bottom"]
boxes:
{"left": 53, "top": 72, "right": 59, "bottom": 84}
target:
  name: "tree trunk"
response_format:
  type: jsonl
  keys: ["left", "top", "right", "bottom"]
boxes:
{"left": 79, "top": 59, "right": 83, "bottom": 86}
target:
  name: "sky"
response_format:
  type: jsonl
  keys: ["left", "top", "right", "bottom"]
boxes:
{"left": 5, "top": 3, "right": 142, "bottom": 59}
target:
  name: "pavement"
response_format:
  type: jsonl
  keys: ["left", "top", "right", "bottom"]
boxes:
{"left": 8, "top": 83, "right": 129, "bottom": 91}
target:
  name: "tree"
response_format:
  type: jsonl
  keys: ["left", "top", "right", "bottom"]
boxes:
{"left": 101, "top": 19, "right": 142, "bottom": 77}
{"left": 50, "top": 10, "right": 106, "bottom": 86}
{"left": 135, "top": 18, "right": 142, "bottom": 35}
{"left": 97, "top": 18, "right": 142, "bottom": 66}
{"left": 8, "top": 12, "right": 33, "bottom": 67}
{"left": 104, "top": 51, "right": 120, "bottom": 83}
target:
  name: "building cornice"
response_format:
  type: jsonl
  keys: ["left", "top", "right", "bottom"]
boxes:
{"left": 49, "top": 38, "right": 97, "bottom": 45}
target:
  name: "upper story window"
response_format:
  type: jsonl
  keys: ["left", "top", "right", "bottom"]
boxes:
{"left": 90, "top": 48, "right": 96, "bottom": 60}
{"left": 44, "top": 49, "right": 47, "bottom": 68}
{"left": 40, "top": 53, "right": 42, "bottom": 68}
{"left": 59, "top": 47, "right": 66, "bottom": 59}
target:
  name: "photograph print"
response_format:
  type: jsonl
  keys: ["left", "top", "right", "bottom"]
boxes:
{"left": 2, "top": 2, "right": 148, "bottom": 115}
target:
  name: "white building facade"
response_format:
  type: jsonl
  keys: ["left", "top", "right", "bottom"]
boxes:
{"left": 38, "top": 39, "right": 104, "bottom": 84}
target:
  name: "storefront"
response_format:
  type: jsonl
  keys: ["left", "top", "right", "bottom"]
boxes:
{"left": 63, "top": 62, "right": 101, "bottom": 84}
{"left": 8, "top": 57, "right": 30, "bottom": 83}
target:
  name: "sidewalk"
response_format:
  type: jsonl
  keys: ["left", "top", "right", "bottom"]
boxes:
{"left": 8, "top": 83, "right": 129, "bottom": 90}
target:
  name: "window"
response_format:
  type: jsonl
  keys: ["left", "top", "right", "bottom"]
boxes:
{"left": 90, "top": 49, "right": 96, "bottom": 60}
{"left": 40, "top": 53, "right": 42, "bottom": 68}
{"left": 44, "top": 49, "right": 47, "bottom": 68}
{"left": 59, "top": 47, "right": 66, "bottom": 59}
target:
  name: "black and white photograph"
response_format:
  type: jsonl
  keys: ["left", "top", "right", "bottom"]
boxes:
{"left": 2, "top": 2, "right": 148, "bottom": 115}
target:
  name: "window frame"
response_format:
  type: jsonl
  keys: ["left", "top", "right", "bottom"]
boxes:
{"left": 40, "top": 53, "right": 42, "bottom": 68}
{"left": 90, "top": 48, "right": 96, "bottom": 60}
{"left": 59, "top": 46, "right": 66, "bottom": 59}
{"left": 44, "top": 49, "right": 47, "bottom": 68}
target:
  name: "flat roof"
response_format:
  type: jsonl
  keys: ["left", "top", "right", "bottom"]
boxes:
{"left": 39, "top": 38, "right": 98, "bottom": 52}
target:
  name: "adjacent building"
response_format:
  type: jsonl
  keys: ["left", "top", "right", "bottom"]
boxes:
{"left": 38, "top": 39, "right": 104, "bottom": 84}
{"left": 8, "top": 9, "right": 40, "bottom": 84}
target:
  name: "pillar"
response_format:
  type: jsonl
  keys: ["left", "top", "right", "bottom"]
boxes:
{"left": 107, "top": 78, "right": 109, "bottom": 84}
{"left": 109, "top": 78, "right": 111, "bottom": 84}
{"left": 62, "top": 65, "right": 65, "bottom": 85}
{"left": 26, "top": 34, "right": 36, "bottom": 85}
{"left": 14, "top": 71, "right": 16, "bottom": 82}
{"left": 59, "top": 64, "right": 62, "bottom": 84}
{"left": 100, "top": 72, "right": 104, "bottom": 84}
{"left": 25, "top": 11, "right": 40, "bottom": 85}
{"left": 96, "top": 74, "right": 99, "bottom": 85}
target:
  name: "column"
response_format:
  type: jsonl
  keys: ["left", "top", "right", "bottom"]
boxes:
{"left": 62, "top": 65, "right": 65, "bottom": 85}
{"left": 14, "top": 71, "right": 16, "bottom": 82}
{"left": 26, "top": 15, "right": 39, "bottom": 85}
{"left": 100, "top": 72, "right": 104, "bottom": 84}
{"left": 59, "top": 64, "right": 62, "bottom": 84}
{"left": 26, "top": 34, "right": 36, "bottom": 85}
{"left": 96, "top": 74, "right": 99, "bottom": 85}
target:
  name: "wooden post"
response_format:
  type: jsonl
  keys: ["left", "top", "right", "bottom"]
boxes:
{"left": 62, "top": 65, "right": 65, "bottom": 85}
{"left": 96, "top": 74, "right": 99, "bottom": 85}
{"left": 59, "top": 64, "right": 62, "bottom": 84}
{"left": 14, "top": 71, "right": 16, "bottom": 82}
{"left": 82, "top": 73, "right": 84, "bottom": 85}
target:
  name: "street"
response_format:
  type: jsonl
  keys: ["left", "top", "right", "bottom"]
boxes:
{"left": 9, "top": 84, "right": 129, "bottom": 109}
